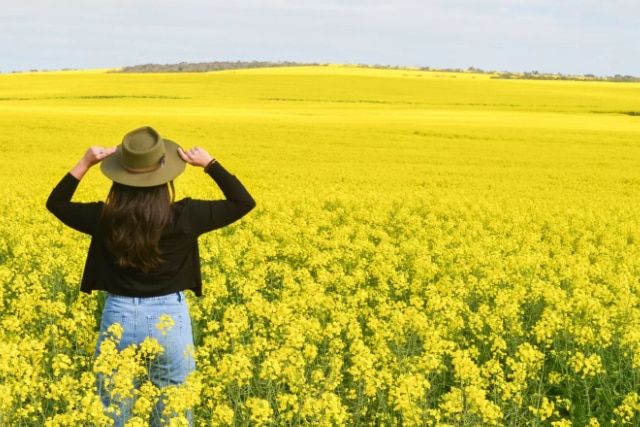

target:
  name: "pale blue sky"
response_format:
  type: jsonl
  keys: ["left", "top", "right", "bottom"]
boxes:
{"left": 1, "top": 0, "right": 638, "bottom": 76}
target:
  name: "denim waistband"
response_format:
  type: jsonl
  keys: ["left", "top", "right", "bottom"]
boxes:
{"left": 105, "top": 291, "right": 185, "bottom": 305}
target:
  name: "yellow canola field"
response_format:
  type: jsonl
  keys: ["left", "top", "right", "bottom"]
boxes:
{"left": 1, "top": 66, "right": 640, "bottom": 426}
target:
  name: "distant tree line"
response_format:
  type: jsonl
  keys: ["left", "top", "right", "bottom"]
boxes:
{"left": 115, "top": 61, "right": 322, "bottom": 73}
{"left": 488, "top": 70, "right": 640, "bottom": 83}
{"left": 113, "top": 61, "right": 640, "bottom": 82}
{"left": 114, "top": 61, "right": 432, "bottom": 73}
{"left": 8, "top": 61, "right": 639, "bottom": 82}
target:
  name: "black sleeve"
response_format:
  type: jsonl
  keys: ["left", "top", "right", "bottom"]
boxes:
{"left": 187, "top": 162, "right": 256, "bottom": 234}
{"left": 46, "top": 173, "right": 102, "bottom": 235}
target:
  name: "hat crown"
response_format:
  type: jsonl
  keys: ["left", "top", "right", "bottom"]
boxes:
{"left": 101, "top": 126, "right": 185, "bottom": 187}
{"left": 121, "top": 127, "right": 166, "bottom": 171}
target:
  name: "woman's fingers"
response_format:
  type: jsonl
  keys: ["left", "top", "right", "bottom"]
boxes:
{"left": 179, "top": 147, "right": 213, "bottom": 167}
{"left": 84, "top": 146, "right": 116, "bottom": 166}
{"left": 177, "top": 147, "right": 190, "bottom": 162}
{"left": 98, "top": 146, "right": 117, "bottom": 161}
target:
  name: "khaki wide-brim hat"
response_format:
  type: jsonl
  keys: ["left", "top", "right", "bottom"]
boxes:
{"left": 101, "top": 126, "right": 186, "bottom": 187}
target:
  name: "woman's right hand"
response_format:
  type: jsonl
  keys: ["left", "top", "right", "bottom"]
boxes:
{"left": 178, "top": 147, "right": 214, "bottom": 168}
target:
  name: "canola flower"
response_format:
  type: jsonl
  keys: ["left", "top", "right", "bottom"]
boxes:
{"left": 1, "top": 66, "right": 640, "bottom": 425}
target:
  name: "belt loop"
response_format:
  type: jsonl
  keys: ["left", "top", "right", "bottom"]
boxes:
{"left": 177, "top": 292, "right": 182, "bottom": 303}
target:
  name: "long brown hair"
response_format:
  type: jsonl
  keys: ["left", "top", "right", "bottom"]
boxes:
{"left": 100, "top": 181, "right": 175, "bottom": 272}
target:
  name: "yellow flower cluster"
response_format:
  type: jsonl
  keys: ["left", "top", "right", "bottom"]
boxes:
{"left": 1, "top": 66, "right": 640, "bottom": 425}
{"left": 93, "top": 322, "right": 199, "bottom": 424}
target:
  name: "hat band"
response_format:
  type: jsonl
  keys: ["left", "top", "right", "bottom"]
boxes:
{"left": 120, "top": 154, "right": 165, "bottom": 174}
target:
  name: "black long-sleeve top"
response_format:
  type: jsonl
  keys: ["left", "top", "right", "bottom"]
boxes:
{"left": 46, "top": 162, "right": 256, "bottom": 297}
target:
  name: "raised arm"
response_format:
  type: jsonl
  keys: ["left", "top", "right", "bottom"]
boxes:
{"left": 70, "top": 146, "right": 118, "bottom": 180}
{"left": 46, "top": 146, "right": 117, "bottom": 234}
{"left": 179, "top": 146, "right": 256, "bottom": 233}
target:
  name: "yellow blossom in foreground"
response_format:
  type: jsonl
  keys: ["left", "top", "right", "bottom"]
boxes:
{"left": 2, "top": 66, "right": 640, "bottom": 426}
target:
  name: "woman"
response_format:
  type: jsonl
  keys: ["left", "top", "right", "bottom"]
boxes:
{"left": 46, "top": 126, "right": 256, "bottom": 426}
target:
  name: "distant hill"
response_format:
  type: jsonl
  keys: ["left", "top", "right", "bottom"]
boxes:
{"left": 113, "top": 61, "right": 640, "bottom": 83}
{"left": 116, "top": 61, "right": 322, "bottom": 73}
{"left": 5, "top": 61, "right": 638, "bottom": 82}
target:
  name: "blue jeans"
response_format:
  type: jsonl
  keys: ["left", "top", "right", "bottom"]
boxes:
{"left": 95, "top": 291, "right": 195, "bottom": 427}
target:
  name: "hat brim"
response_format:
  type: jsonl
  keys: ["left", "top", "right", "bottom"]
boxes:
{"left": 100, "top": 138, "right": 186, "bottom": 187}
